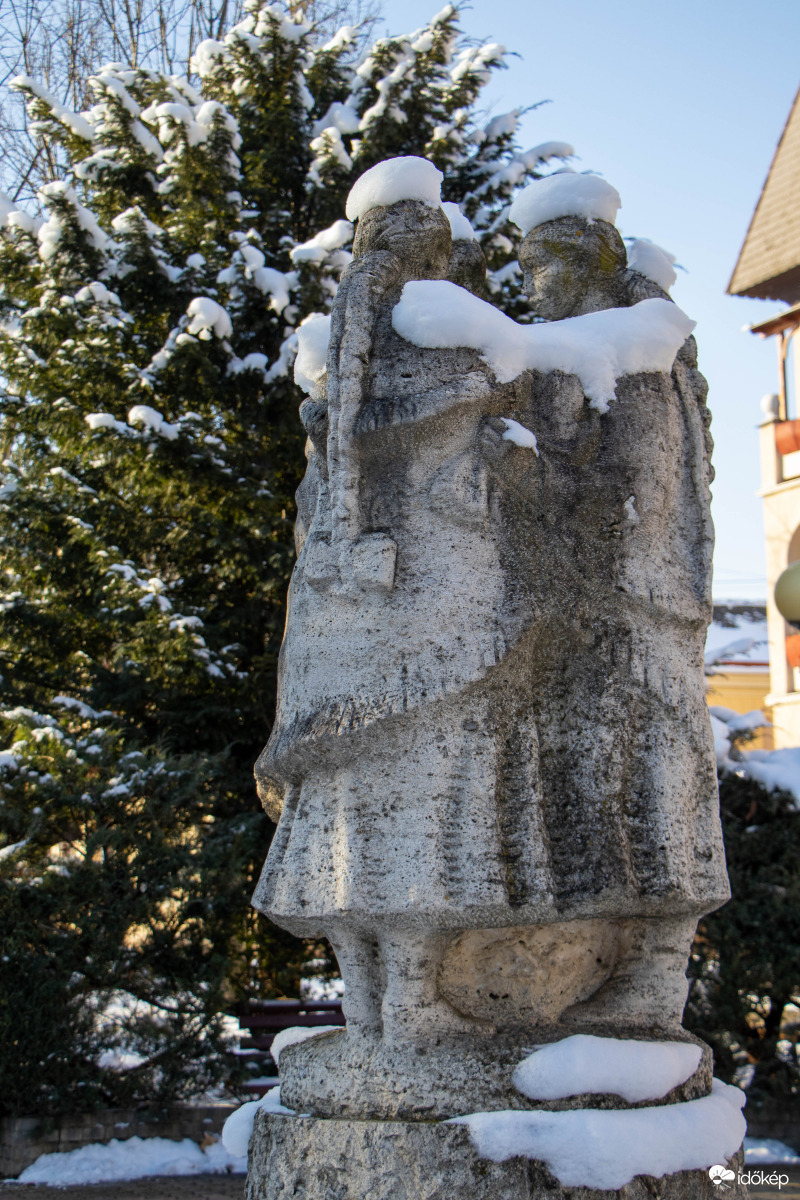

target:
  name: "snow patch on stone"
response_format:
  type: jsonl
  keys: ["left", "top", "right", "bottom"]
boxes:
{"left": 509, "top": 174, "right": 621, "bottom": 234}
{"left": 450, "top": 1079, "right": 746, "bottom": 1191}
{"left": 270, "top": 1024, "right": 342, "bottom": 1065}
{"left": 627, "top": 239, "right": 677, "bottom": 292}
{"left": 441, "top": 202, "right": 474, "bottom": 242}
{"left": 221, "top": 1087, "right": 294, "bottom": 1159}
{"left": 346, "top": 157, "right": 443, "bottom": 221}
{"left": 500, "top": 418, "right": 537, "bottom": 452}
{"left": 512, "top": 1035, "right": 701, "bottom": 1104}
{"left": 392, "top": 280, "right": 694, "bottom": 412}
{"left": 294, "top": 312, "right": 331, "bottom": 393}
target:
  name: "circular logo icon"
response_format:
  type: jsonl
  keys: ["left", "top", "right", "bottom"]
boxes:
{"left": 708, "top": 1164, "right": 736, "bottom": 1188}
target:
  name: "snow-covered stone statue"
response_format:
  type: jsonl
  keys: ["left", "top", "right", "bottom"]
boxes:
{"left": 246, "top": 159, "right": 748, "bottom": 1198}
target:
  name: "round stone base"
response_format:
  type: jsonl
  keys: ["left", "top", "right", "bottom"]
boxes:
{"left": 246, "top": 1111, "right": 749, "bottom": 1200}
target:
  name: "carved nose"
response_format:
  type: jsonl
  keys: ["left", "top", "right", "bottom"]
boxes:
{"left": 345, "top": 534, "right": 397, "bottom": 595}
{"left": 302, "top": 534, "right": 397, "bottom": 596}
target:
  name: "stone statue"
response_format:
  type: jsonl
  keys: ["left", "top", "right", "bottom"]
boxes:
{"left": 248, "top": 162, "right": 745, "bottom": 1199}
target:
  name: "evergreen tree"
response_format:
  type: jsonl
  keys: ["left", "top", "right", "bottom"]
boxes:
{"left": 0, "top": 0, "right": 573, "bottom": 1116}
{"left": 686, "top": 769, "right": 800, "bottom": 1111}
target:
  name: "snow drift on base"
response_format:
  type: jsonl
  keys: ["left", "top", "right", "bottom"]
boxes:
{"left": 512, "top": 1034, "right": 701, "bottom": 1103}
{"left": 345, "top": 156, "right": 443, "bottom": 221}
{"left": 509, "top": 174, "right": 621, "bottom": 234}
{"left": 221, "top": 1086, "right": 294, "bottom": 1159}
{"left": 392, "top": 280, "right": 695, "bottom": 411}
{"left": 450, "top": 1078, "right": 745, "bottom": 1191}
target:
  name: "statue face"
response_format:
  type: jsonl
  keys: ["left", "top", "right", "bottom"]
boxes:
{"left": 519, "top": 218, "right": 626, "bottom": 321}
{"left": 353, "top": 201, "right": 451, "bottom": 279}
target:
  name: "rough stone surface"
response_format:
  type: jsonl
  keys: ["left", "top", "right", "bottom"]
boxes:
{"left": 247, "top": 1112, "right": 748, "bottom": 1200}
{"left": 277, "top": 1023, "right": 713, "bottom": 1122}
{"left": 248, "top": 192, "right": 741, "bottom": 1195}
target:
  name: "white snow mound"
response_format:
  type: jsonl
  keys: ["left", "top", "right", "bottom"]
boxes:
{"left": 346, "top": 156, "right": 443, "bottom": 221}
{"left": 221, "top": 1087, "right": 294, "bottom": 1159}
{"left": 270, "top": 1023, "right": 342, "bottom": 1065}
{"left": 500, "top": 418, "right": 538, "bottom": 452}
{"left": 294, "top": 312, "right": 331, "bottom": 394}
{"left": 442, "top": 201, "right": 475, "bottom": 242}
{"left": 509, "top": 174, "right": 621, "bottom": 234}
{"left": 450, "top": 1078, "right": 746, "bottom": 1191}
{"left": 17, "top": 1135, "right": 244, "bottom": 1185}
{"left": 627, "top": 239, "right": 677, "bottom": 292}
{"left": 392, "top": 280, "right": 694, "bottom": 412}
{"left": 512, "top": 1034, "right": 701, "bottom": 1103}
{"left": 186, "top": 296, "right": 233, "bottom": 340}
{"left": 745, "top": 1138, "right": 800, "bottom": 1164}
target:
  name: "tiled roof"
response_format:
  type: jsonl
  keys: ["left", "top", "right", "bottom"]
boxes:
{"left": 729, "top": 85, "right": 800, "bottom": 303}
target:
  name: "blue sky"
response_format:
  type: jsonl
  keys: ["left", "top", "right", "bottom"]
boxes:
{"left": 380, "top": 0, "right": 800, "bottom": 601}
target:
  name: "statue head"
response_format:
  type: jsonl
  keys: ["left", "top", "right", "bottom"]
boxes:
{"left": 446, "top": 239, "right": 487, "bottom": 297}
{"left": 353, "top": 199, "right": 451, "bottom": 281}
{"left": 519, "top": 215, "right": 628, "bottom": 320}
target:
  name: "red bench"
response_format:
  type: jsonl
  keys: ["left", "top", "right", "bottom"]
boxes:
{"left": 236, "top": 998, "right": 346, "bottom": 1096}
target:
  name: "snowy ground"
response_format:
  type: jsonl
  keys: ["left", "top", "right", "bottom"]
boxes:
{"left": 4, "top": 1123, "right": 797, "bottom": 1190}
{"left": 8, "top": 1136, "right": 245, "bottom": 1187}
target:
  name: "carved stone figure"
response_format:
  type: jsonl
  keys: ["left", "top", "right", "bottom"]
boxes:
{"left": 247, "top": 163, "right": 745, "bottom": 1198}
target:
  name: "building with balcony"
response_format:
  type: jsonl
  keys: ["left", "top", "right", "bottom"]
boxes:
{"left": 729, "top": 84, "right": 800, "bottom": 747}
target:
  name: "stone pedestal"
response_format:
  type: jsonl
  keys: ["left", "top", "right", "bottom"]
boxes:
{"left": 246, "top": 1111, "right": 748, "bottom": 1200}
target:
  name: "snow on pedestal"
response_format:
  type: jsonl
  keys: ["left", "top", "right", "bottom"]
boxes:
{"left": 450, "top": 1079, "right": 746, "bottom": 1191}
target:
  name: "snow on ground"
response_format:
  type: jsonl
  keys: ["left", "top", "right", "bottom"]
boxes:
{"left": 450, "top": 1078, "right": 746, "bottom": 1191}
{"left": 705, "top": 605, "right": 768, "bottom": 671}
{"left": 15, "top": 1135, "right": 245, "bottom": 1185}
{"left": 745, "top": 1138, "right": 800, "bottom": 1164}
{"left": 345, "top": 156, "right": 443, "bottom": 221}
{"left": 392, "top": 281, "right": 694, "bottom": 411}
{"left": 509, "top": 174, "right": 621, "bottom": 234}
{"left": 512, "top": 1035, "right": 701, "bottom": 1104}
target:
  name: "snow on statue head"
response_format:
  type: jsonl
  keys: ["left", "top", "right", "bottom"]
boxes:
{"left": 348, "top": 158, "right": 483, "bottom": 291}
{"left": 511, "top": 175, "right": 630, "bottom": 320}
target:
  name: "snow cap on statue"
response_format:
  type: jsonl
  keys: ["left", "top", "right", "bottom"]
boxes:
{"left": 346, "top": 156, "right": 443, "bottom": 221}
{"left": 509, "top": 174, "right": 621, "bottom": 235}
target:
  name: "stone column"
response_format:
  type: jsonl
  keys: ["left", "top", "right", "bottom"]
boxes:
{"left": 247, "top": 164, "right": 748, "bottom": 1199}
